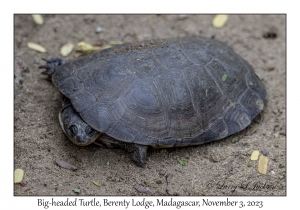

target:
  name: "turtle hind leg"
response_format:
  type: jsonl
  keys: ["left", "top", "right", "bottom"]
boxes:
{"left": 95, "top": 136, "right": 148, "bottom": 166}
{"left": 39, "top": 57, "right": 66, "bottom": 75}
{"left": 122, "top": 143, "right": 148, "bottom": 167}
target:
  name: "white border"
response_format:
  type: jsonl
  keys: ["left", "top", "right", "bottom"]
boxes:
{"left": 4, "top": 1, "right": 295, "bottom": 209}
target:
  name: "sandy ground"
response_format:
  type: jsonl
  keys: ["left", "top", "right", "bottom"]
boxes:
{"left": 14, "top": 14, "right": 286, "bottom": 196}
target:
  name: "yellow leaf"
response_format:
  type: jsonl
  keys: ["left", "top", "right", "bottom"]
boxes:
{"left": 108, "top": 40, "right": 123, "bottom": 45}
{"left": 60, "top": 42, "right": 74, "bottom": 57}
{"left": 100, "top": 41, "right": 123, "bottom": 50}
{"left": 27, "top": 42, "right": 46, "bottom": 53}
{"left": 31, "top": 15, "right": 44, "bottom": 25}
{"left": 14, "top": 168, "right": 24, "bottom": 183}
{"left": 93, "top": 181, "right": 101, "bottom": 187}
{"left": 251, "top": 150, "right": 259, "bottom": 160}
{"left": 77, "top": 42, "right": 100, "bottom": 52}
{"left": 74, "top": 52, "right": 82, "bottom": 58}
{"left": 258, "top": 155, "right": 268, "bottom": 174}
{"left": 212, "top": 15, "right": 229, "bottom": 28}
{"left": 100, "top": 44, "right": 114, "bottom": 50}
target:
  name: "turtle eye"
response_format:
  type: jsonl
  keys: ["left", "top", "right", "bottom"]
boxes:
{"left": 85, "top": 125, "right": 95, "bottom": 136}
{"left": 69, "top": 125, "right": 78, "bottom": 136}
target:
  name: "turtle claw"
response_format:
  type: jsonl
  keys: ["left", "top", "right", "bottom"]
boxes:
{"left": 39, "top": 57, "right": 66, "bottom": 76}
{"left": 41, "top": 70, "right": 50, "bottom": 75}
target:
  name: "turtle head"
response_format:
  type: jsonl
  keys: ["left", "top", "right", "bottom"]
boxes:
{"left": 59, "top": 103, "right": 101, "bottom": 146}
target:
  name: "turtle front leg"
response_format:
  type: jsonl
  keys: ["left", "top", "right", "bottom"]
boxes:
{"left": 121, "top": 143, "right": 148, "bottom": 167}
{"left": 39, "top": 57, "right": 66, "bottom": 75}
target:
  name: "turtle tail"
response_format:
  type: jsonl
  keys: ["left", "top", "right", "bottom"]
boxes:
{"left": 39, "top": 57, "right": 66, "bottom": 76}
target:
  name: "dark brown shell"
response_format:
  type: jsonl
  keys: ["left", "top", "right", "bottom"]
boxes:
{"left": 52, "top": 37, "right": 266, "bottom": 147}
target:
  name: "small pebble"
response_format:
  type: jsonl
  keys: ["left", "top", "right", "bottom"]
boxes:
{"left": 265, "top": 61, "right": 275, "bottom": 71}
{"left": 96, "top": 26, "right": 105, "bottom": 33}
{"left": 271, "top": 170, "right": 275, "bottom": 175}
{"left": 156, "top": 180, "right": 162, "bottom": 184}
{"left": 263, "top": 31, "right": 277, "bottom": 39}
{"left": 134, "top": 185, "right": 154, "bottom": 196}
{"left": 177, "top": 14, "right": 188, "bottom": 20}
{"left": 261, "top": 150, "right": 269, "bottom": 156}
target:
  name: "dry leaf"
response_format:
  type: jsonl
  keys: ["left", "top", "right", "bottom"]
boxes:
{"left": 93, "top": 181, "right": 101, "bottom": 187}
{"left": 178, "top": 159, "right": 186, "bottom": 166}
{"left": 27, "top": 42, "right": 46, "bottom": 53}
{"left": 134, "top": 185, "right": 154, "bottom": 196}
{"left": 14, "top": 168, "right": 24, "bottom": 183}
{"left": 212, "top": 15, "right": 229, "bottom": 28}
{"left": 55, "top": 159, "right": 77, "bottom": 170}
{"left": 258, "top": 155, "right": 268, "bottom": 174}
{"left": 60, "top": 42, "right": 74, "bottom": 57}
{"left": 251, "top": 150, "right": 259, "bottom": 160}
{"left": 222, "top": 74, "right": 228, "bottom": 81}
{"left": 231, "top": 136, "right": 238, "bottom": 143}
{"left": 279, "top": 173, "right": 285, "bottom": 179}
{"left": 73, "top": 188, "right": 81, "bottom": 193}
{"left": 31, "top": 15, "right": 44, "bottom": 25}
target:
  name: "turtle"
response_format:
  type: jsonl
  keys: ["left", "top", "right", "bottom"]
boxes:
{"left": 40, "top": 36, "right": 266, "bottom": 166}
